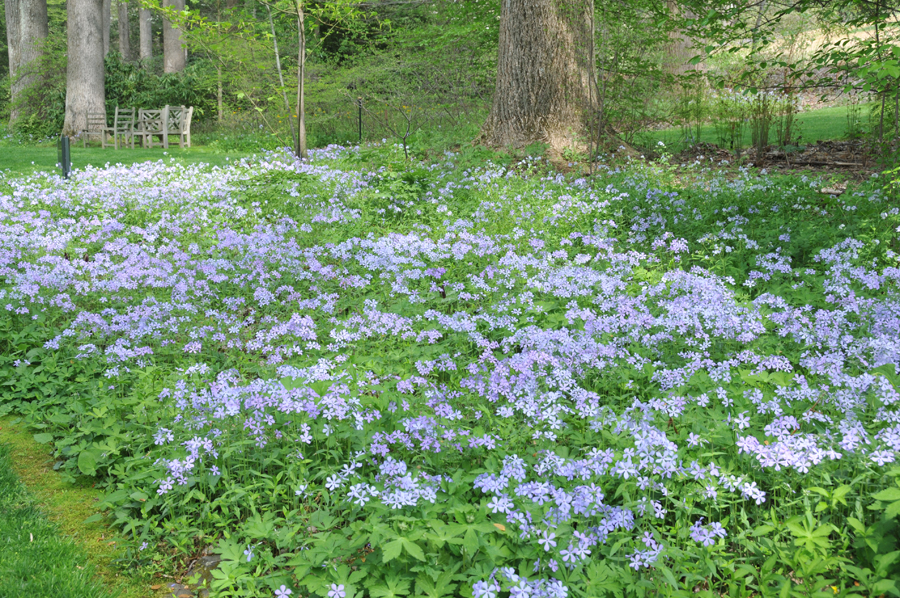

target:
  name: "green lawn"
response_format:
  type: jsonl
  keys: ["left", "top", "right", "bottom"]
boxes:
{"left": 0, "top": 418, "right": 168, "bottom": 598}
{"left": 0, "top": 143, "right": 255, "bottom": 177}
{"left": 642, "top": 104, "right": 866, "bottom": 153}
{"left": 0, "top": 442, "right": 118, "bottom": 598}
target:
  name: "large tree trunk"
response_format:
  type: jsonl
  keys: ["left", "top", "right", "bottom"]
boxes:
{"left": 295, "top": 1, "right": 307, "bottom": 159}
{"left": 163, "top": 0, "right": 186, "bottom": 73}
{"left": 6, "top": 0, "right": 49, "bottom": 127}
{"left": 139, "top": 5, "right": 152, "bottom": 61}
{"left": 480, "top": 0, "right": 596, "bottom": 152}
{"left": 118, "top": 0, "right": 131, "bottom": 60}
{"left": 62, "top": 0, "right": 105, "bottom": 137}
{"left": 665, "top": 0, "right": 697, "bottom": 75}
{"left": 4, "top": 0, "right": 21, "bottom": 88}
{"left": 102, "top": 0, "right": 111, "bottom": 55}
{"left": 4, "top": 0, "right": 22, "bottom": 126}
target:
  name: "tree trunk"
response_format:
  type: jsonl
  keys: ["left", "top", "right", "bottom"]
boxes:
{"left": 102, "top": 0, "right": 111, "bottom": 55}
{"left": 6, "top": 0, "right": 49, "bottom": 127}
{"left": 4, "top": 0, "right": 21, "bottom": 98}
{"left": 139, "top": 5, "right": 152, "bottom": 61}
{"left": 217, "top": 65, "right": 223, "bottom": 122}
{"left": 665, "top": 0, "right": 697, "bottom": 74}
{"left": 480, "top": 0, "right": 596, "bottom": 152}
{"left": 295, "top": 0, "right": 307, "bottom": 159}
{"left": 225, "top": 0, "right": 239, "bottom": 9}
{"left": 118, "top": 0, "right": 131, "bottom": 60}
{"left": 163, "top": 0, "right": 186, "bottom": 73}
{"left": 62, "top": 0, "right": 105, "bottom": 137}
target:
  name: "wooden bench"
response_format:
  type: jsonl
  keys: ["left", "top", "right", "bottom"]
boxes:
{"left": 134, "top": 108, "right": 165, "bottom": 148}
{"left": 166, "top": 105, "right": 193, "bottom": 149}
{"left": 105, "top": 106, "right": 136, "bottom": 149}
{"left": 134, "top": 105, "right": 194, "bottom": 149}
{"left": 80, "top": 111, "right": 108, "bottom": 147}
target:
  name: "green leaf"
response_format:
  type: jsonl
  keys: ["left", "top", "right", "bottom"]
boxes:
{"left": 370, "top": 578, "right": 410, "bottom": 598}
{"left": 33, "top": 433, "right": 54, "bottom": 444}
{"left": 876, "top": 550, "right": 900, "bottom": 574}
{"left": 463, "top": 528, "right": 480, "bottom": 556}
{"left": 832, "top": 485, "right": 851, "bottom": 503}
{"left": 48, "top": 413, "right": 72, "bottom": 425}
{"left": 382, "top": 539, "right": 403, "bottom": 564}
{"left": 401, "top": 538, "right": 426, "bottom": 562}
{"left": 846, "top": 517, "right": 866, "bottom": 534}
{"left": 753, "top": 524, "right": 775, "bottom": 536}
{"left": 77, "top": 449, "right": 99, "bottom": 476}
{"left": 779, "top": 577, "right": 792, "bottom": 598}
{"left": 415, "top": 575, "right": 436, "bottom": 597}
{"left": 873, "top": 579, "right": 899, "bottom": 594}
{"left": 873, "top": 487, "right": 900, "bottom": 502}
{"left": 885, "top": 500, "right": 900, "bottom": 519}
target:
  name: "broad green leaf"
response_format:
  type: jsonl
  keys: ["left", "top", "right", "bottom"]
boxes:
{"left": 886, "top": 500, "right": 900, "bottom": 519}
{"left": 463, "top": 528, "right": 480, "bottom": 557}
{"left": 753, "top": 524, "right": 775, "bottom": 536}
{"left": 846, "top": 517, "right": 866, "bottom": 534}
{"left": 401, "top": 538, "right": 426, "bottom": 562}
{"left": 77, "top": 449, "right": 99, "bottom": 476}
{"left": 873, "top": 579, "right": 899, "bottom": 594}
{"left": 382, "top": 539, "right": 403, "bottom": 564}
{"left": 832, "top": 485, "right": 851, "bottom": 502}
{"left": 873, "top": 487, "right": 900, "bottom": 502}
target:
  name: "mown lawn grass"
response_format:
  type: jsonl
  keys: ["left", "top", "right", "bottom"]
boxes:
{"left": 0, "top": 440, "right": 116, "bottom": 598}
{"left": 641, "top": 104, "right": 865, "bottom": 153}
{"left": 0, "top": 142, "right": 254, "bottom": 177}
{"left": 0, "top": 417, "right": 167, "bottom": 598}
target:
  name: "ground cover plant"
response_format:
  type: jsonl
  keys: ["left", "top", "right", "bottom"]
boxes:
{"left": 0, "top": 145, "right": 899, "bottom": 598}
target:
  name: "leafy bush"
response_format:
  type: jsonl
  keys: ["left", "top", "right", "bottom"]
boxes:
{"left": 104, "top": 53, "right": 217, "bottom": 122}
{"left": 6, "top": 33, "right": 67, "bottom": 138}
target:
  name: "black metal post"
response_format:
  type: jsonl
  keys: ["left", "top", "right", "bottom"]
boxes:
{"left": 57, "top": 135, "right": 71, "bottom": 179}
{"left": 357, "top": 97, "right": 363, "bottom": 143}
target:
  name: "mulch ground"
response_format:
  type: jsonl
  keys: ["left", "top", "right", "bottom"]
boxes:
{"left": 675, "top": 139, "right": 897, "bottom": 182}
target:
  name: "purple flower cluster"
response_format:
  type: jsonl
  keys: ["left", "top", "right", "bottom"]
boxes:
{"left": 689, "top": 518, "right": 727, "bottom": 547}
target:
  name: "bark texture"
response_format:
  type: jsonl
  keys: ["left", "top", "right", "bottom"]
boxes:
{"left": 62, "top": 0, "right": 105, "bottom": 137}
{"left": 163, "top": 0, "right": 186, "bottom": 73}
{"left": 103, "top": 0, "right": 111, "bottom": 55}
{"left": 480, "top": 0, "right": 596, "bottom": 152}
{"left": 6, "top": 0, "right": 49, "bottom": 127}
{"left": 665, "top": 0, "right": 696, "bottom": 75}
{"left": 139, "top": 6, "right": 152, "bottom": 60}
{"left": 118, "top": 1, "right": 131, "bottom": 60}
{"left": 296, "top": 2, "right": 307, "bottom": 159}
{"left": 4, "top": 0, "right": 22, "bottom": 124}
